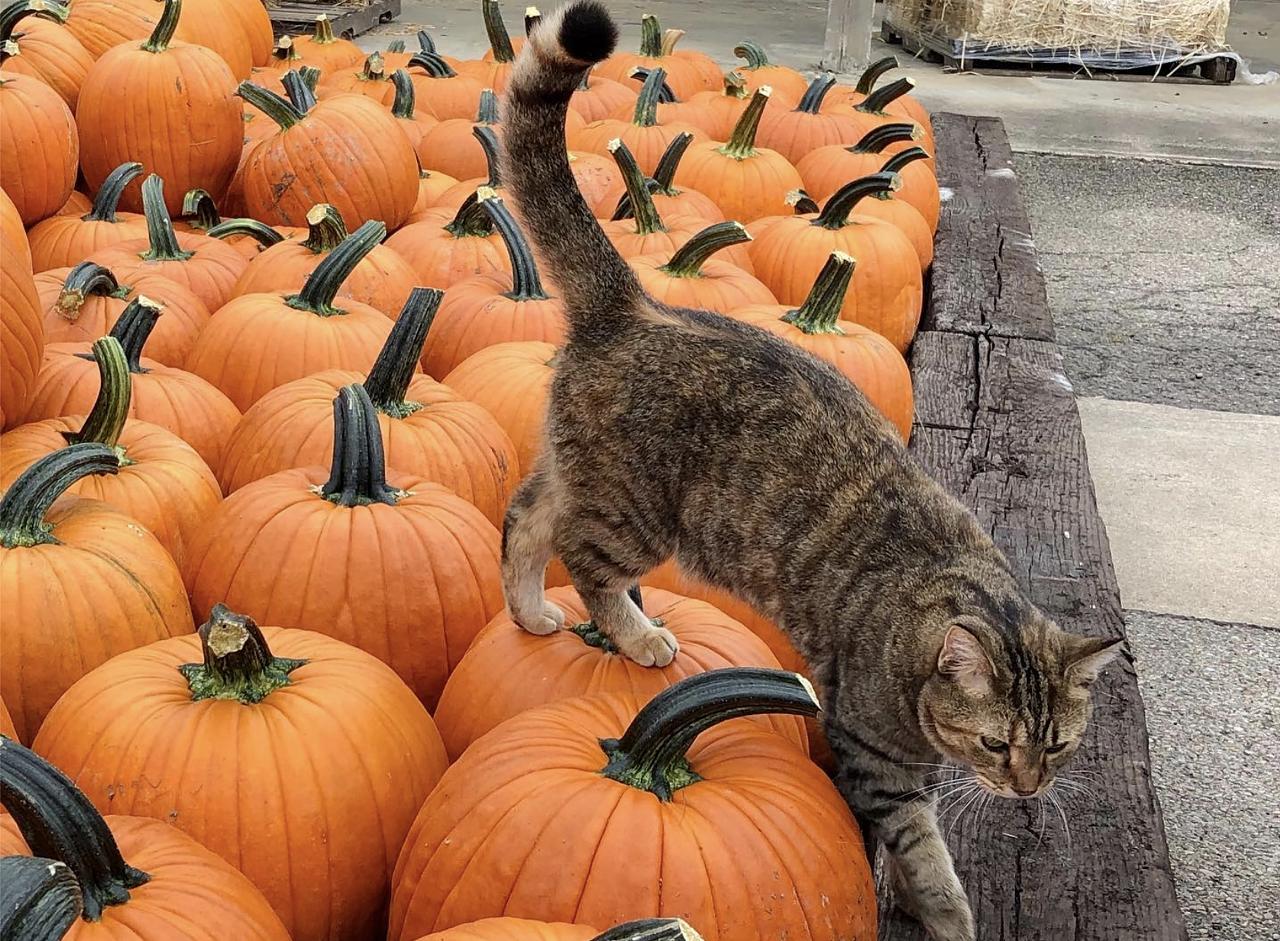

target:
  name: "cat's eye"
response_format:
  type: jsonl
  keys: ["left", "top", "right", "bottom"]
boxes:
{"left": 980, "top": 736, "right": 1008, "bottom": 752}
{"left": 1045, "top": 741, "right": 1068, "bottom": 754}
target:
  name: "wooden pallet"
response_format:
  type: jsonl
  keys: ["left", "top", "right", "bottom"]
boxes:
{"left": 268, "top": 0, "right": 401, "bottom": 39}
{"left": 882, "top": 114, "right": 1188, "bottom": 940}
{"left": 883, "top": 21, "right": 1236, "bottom": 84}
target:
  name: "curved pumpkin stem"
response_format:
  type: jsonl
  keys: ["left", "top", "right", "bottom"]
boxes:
{"left": 661, "top": 221, "right": 751, "bottom": 279}
{"left": 287, "top": 219, "right": 386, "bottom": 316}
{"left": 0, "top": 445, "right": 119, "bottom": 548}
{"left": 0, "top": 854, "right": 83, "bottom": 941}
{"left": 390, "top": 69, "right": 416, "bottom": 118}
{"left": 814, "top": 171, "right": 900, "bottom": 230}
{"left": 479, "top": 188, "right": 549, "bottom": 302}
{"left": 719, "top": 86, "right": 770, "bottom": 160}
{"left": 855, "top": 55, "right": 899, "bottom": 96}
{"left": 63, "top": 336, "right": 131, "bottom": 450}
{"left": 356, "top": 51, "right": 386, "bottom": 81}
{"left": 631, "top": 66, "right": 666, "bottom": 128}
{"left": 105, "top": 296, "right": 163, "bottom": 372}
{"left": 82, "top": 162, "right": 143, "bottom": 224}
{"left": 659, "top": 28, "right": 684, "bottom": 57}
{"left": 54, "top": 262, "right": 125, "bottom": 322}
{"left": 592, "top": 920, "right": 703, "bottom": 941}
{"left": 180, "top": 188, "right": 221, "bottom": 232}
{"left": 444, "top": 195, "right": 496, "bottom": 238}
{"left": 786, "top": 189, "right": 820, "bottom": 214}
{"left": 179, "top": 604, "right": 307, "bottom": 704}
{"left": 0, "top": 0, "right": 69, "bottom": 43}
{"left": 651, "top": 132, "right": 694, "bottom": 195}
{"left": 138, "top": 175, "right": 193, "bottom": 262}
{"left": 408, "top": 50, "right": 458, "bottom": 78}
{"left": 416, "top": 29, "right": 439, "bottom": 55}
{"left": 363, "top": 287, "right": 444, "bottom": 417}
{"left": 851, "top": 121, "right": 920, "bottom": 154}
{"left": 205, "top": 217, "right": 286, "bottom": 248}
{"left": 880, "top": 145, "right": 932, "bottom": 175}
{"left": 599, "top": 668, "right": 819, "bottom": 800}
{"left": 608, "top": 138, "right": 664, "bottom": 235}
{"left": 857, "top": 76, "right": 915, "bottom": 115}
{"left": 628, "top": 67, "right": 677, "bottom": 103}
{"left": 300, "top": 203, "right": 349, "bottom": 253}
{"left": 732, "top": 40, "right": 774, "bottom": 72}
{"left": 473, "top": 125, "right": 503, "bottom": 188}
{"left": 0, "top": 732, "right": 151, "bottom": 920}
{"left": 282, "top": 68, "right": 318, "bottom": 112}
{"left": 782, "top": 252, "right": 854, "bottom": 335}
{"left": 636, "top": 13, "right": 663, "bottom": 57}
{"left": 237, "top": 79, "right": 305, "bottom": 130}
{"left": 321, "top": 384, "right": 400, "bottom": 507}
{"left": 795, "top": 73, "right": 836, "bottom": 115}
{"left": 140, "top": 0, "right": 180, "bottom": 54}
{"left": 476, "top": 88, "right": 500, "bottom": 124}
{"left": 482, "top": 0, "right": 515, "bottom": 63}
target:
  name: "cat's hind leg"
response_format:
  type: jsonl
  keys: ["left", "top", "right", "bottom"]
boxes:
{"left": 501, "top": 468, "right": 566, "bottom": 636}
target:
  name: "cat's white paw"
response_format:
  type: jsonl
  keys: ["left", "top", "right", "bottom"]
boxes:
{"left": 511, "top": 600, "right": 565, "bottom": 636}
{"left": 617, "top": 623, "right": 679, "bottom": 667}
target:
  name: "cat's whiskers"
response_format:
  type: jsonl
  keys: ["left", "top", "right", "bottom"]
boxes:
{"left": 942, "top": 785, "right": 987, "bottom": 841}
{"left": 1047, "top": 789, "right": 1073, "bottom": 858}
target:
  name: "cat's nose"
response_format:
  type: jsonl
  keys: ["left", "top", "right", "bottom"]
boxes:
{"left": 1011, "top": 769, "right": 1041, "bottom": 796}
{"left": 1012, "top": 782, "right": 1038, "bottom": 797}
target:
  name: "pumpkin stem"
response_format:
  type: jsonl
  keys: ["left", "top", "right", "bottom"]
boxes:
{"left": 858, "top": 76, "right": 915, "bottom": 115}
{"left": 300, "top": 203, "right": 349, "bottom": 253}
{"left": 476, "top": 87, "right": 500, "bottom": 124}
{"left": 321, "top": 384, "right": 401, "bottom": 507}
{"left": 390, "top": 69, "right": 416, "bottom": 118}
{"left": 795, "top": 73, "right": 836, "bottom": 114}
{"left": 0, "top": 739, "right": 151, "bottom": 919}
{"left": 482, "top": 0, "right": 515, "bottom": 63}
{"left": 479, "top": 189, "right": 549, "bottom": 302}
{"left": 524, "top": 6, "right": 540, "bottom": 35}
{"left": 104, "top": 296, "right": 163, "bottom": 372}
{"left": 298, "top": 65, "right": 322, "bottom": 92}
{"left": 54, "top": 262, "right": 125, "bottom": 322}
{"left": 661, "top": 221, "right": 751, "bottom": 279}
{"left": 880, "top": 145, "right": 931, "bottom": 175}
{"left": 719, "top": 70, "right": 748, "bottom": 100}
{"left": 473, "top": 126, "right": 503, "bottom": 187}
{"left": 310, "top": 13, "right": 337, "bottom": 45}
{"left": 855, "top": 55, "right": 898, "bottom": 96}
{"left": 62, "top": 336, "right": 131, "bottom": 450}
{"left": 719, "top": 86, "right": 770, "bottom": 160}
{"left": 83, "top": 162, "right": 142, "bottom": 224}
{"left": 363, "top": 287, "right": 444, "bottom": 418}
{"left": 387, "top": 39, "right": 406, "bottom": 53}
{"left": 599, "top": 668, "right": 819, "bottom": 800}
{"left": 628, "top": 67, "right": 677, "bottom": 103}
{"left": 287, "top": 219, "right": 386, "bottom": 317}
{"left": 205, "top": 217, "right": 286, "bottom": 248}
{"left": 0, "top": 0, "right": 69, "bottom": 43}
{"left": 357, "top": 51, "right": 385, "bottom": 81}
{"left": 237, "top": 80, "right": 305, "bottom": 131}
{"left": 408, "top": 50, "right": 458, "bottom": 78}
{"left": 786, "top": 189, "right": 820, "bottom": 214}
{"left": 659, "top": 28, "right": 683, "bottom": 57}
{"left": 631, "top": 66, "right": 666, "bottom": 128}
{"left": 282, "top": 69, "right": 318, "bottom": 112}
{"left": 592, "top": 920, "right": 703, "bottom": 941}
{"left": 0, "top": 854, "right": 83, "bottom": 941}
{"left": 608, "top": 138, "right": 665, "bottom": 235}
{"left": 651, "top": 132, "right": 694, "bottom": 193}
{"left": 180, "top": 188, "right": 221, "bottom": 232}
{"left": 269, "top": 35, "right": 301, "bottom": 66}
{"left": 813, "top": 171, "right": 899, "bottom": 230}
{"left": 140, "top": 0, "right": 180, "bottom": 54}
{"left": 851, "top": 121, "right": 920, "bottom": 154}
{"left": 416, "top": 29, "right": 438, "bottom": 54}
{"left": 637, "top": 12, "right": 662, "bottom": 56}
{"left": 178, "top": 605, "right": 307, "bottom": 704}
{"left": 732, "top": 40, "right": 773, "bottom": 71}
{"left": 444, "top": 195, "right": 496, "bottom": 238}
{"left": 137, "top": 175, "right": 193, "bottom": 262}
{"left": 782, "top": 252, "right": 854, "bottom": 335}
{"left": 0, "top": 445, "right": 119, "bottom": 548}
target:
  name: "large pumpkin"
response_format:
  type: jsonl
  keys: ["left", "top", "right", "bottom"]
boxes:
{"left": 572, "top": 67, "right": 708, "bottom": 177}
{"left": 386, "top": 197, "right": 510, "bottom": 290}
{"left": 570, "top": 70, "right": 637, "bottom": 123}
{"left": 0, "top": 185, "right": 31, "bottom": 270}
{"left": 0, "top": 444, "right": 192, "bottom": 743}
{"left": 754, "top": 74, "right": 865, "bottom": 166}
{"left": 629, "top": 221, "right": 776, "bottom": 314}
{"left": 0, "top": 738, "right": 289, "bottom": 940}
{"left": 795, "top": 123, "right": 938, "bottom": 228}
{"left": 287, "top": 13, "right": 363, "bottom": 71}
{"left": 0, "top": 225, "right": 43, "bottom": 428}
{"left": 26, "top": 163, "right": 147, "bottom": 272}
{"left": 594, "top": 13, "right": 707, "bottom": 99}
{"left": 183, "top": 384, "right": 505, "bottom": 710}
{"left": 0, "top": 68, "right": 78, "bottom": 226}
{"left": 185, "top": 220, "right": 396, "bottom": 411}
{"left": 389, "top": 669, "right": 876, "bottom": 941}
{"left": 434, "top": 585, "right": 807, "bottom": 760}
{"left": 0, "top": 0, "right": 92, "bottom": 110}
{"left": 217, "top": 288, "right": 520, "bottom": 527}
{"left": 33, "top": 605, "right": 450, "bottom": 941}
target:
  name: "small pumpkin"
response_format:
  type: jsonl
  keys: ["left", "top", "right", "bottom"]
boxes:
{"left": 1, "top": 226, "right": 43, "bottom": 428}
{"left": 832, "top": 160, "right": 934, "bottom": 269}
{"left": 418, "top": 88, "right": 502, "bottom": 181}
{"left": 0, "top": 0, "right": 91, "bottom": 110}
{"left": 408, "top": 168, "right": 461, "bottom": 223}
{"left": 386, "top": 196, "right": 510, "bottom": 291}
{"left": 26, "top": 163, "right": 147, "bottom": 272}
{"left": 406, "top": 51, "right": 484, "bottom": 121}
{"left": 756, "top": 73, "right": 865, "bottom": 166}
{"left": 0, "top": 67, "right": 78, "bottom": 226}
{"left": 570, "top": 70, "right": 637, "bottom": 123}
{"left": 390, "top": 68, "right": 440, "bottom": 149}
{"left": 610, "top": 132, "right": 723, "bottom": 225}
{"left": 595, "top": 13, "right": 707, "bottom": 99}
{"left": 33, "top": 604, "right": 450, "bottom": 941}
{"left": 600, "top": 138, "right": 712, "bottom": 261}
{"left": 183, "top": 383, "right": 506, "bottom": 710}
{"left": 420, "top": 190, "right": 567, "bottom": 379}
{"left": 572, "top": 66, "right": 708, "bottom": 177}
{"left": 731, "top": 40, "right": 807, "bottom": 105}
{"left": 0, "top": 444, "right": 192, "bottom": 743}
{"left": 288, "top": 13, "right": 363, "bottom": 71}
{"left": 629, "top": 221, "right": 776, "bottom": 313}
{"left": 793, "top": 121, "right": 932, "bottom": 201}
{"left": 389, "top": 669, "right": 876, "bottom": 941}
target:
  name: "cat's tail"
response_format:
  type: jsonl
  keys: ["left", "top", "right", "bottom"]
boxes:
{"left": 502, "top": 0, "right": 643, "bottom": 328}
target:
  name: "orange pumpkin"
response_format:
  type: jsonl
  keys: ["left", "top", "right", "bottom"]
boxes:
{"left": 570, "top": 70, "right": 637, "bottom": 123}
{"left": 434, "top": 585, "right": 808, "bottom": 760}
{"left": 747, "top": 172, "right": 923, "bottom": 351}
{"left": 0, "top": 445, "right": 193, "bottom": 743}
{"left": 756, "top": 74, "right": 864, "bottom": 166}
{"left": 389, "top": 670, "right": 876, "bottom": 941}
{"left": 794, "top": 121, "right": 933, "bottom": 201}
{"left": 409, "top": 918, "right": 698, "bottom": 941}
{"left": 379, "top": 37, "right": 413, "bottom": 72}
{"left": 26, "top": 162, "right": 147, "bottom": 272}
{"left": 259, "top": 33, "right": 304, "bottom": 72}
{"left": 186, "top": 220, "right": 396, "bottom": 411}
{"left": 660, "top": 27, "right": 722, "bottom": 94}
{"left": 21, "top": 297, "right": 241, "bottom": 470}
{"left": 54, "top": 188, "right": 92, "bottom": 217}
{"left": 830, "top": 76, "right": 931, "bottom": 148}
{"left": 572, "top": 66, "right": 708, "bottom": 177}
{"left": 565, "top": 149, "right": 627, "bottom": 219}
{"left": 34, "top": 261, "right": 210, "bottom": 368}
{"left": 406, "top": 51, "right": 484, "bottom": 120}
{"left": 217, "top": 288, "right": 520, "bottom": 527}
{"left": 0, "top": 696, "right": 14, "bottom": 739}
{"left": 431, "top": 125, "right": 507, "bottom": 211}
{"left": 183, "top": 383, "right": 506, "bottom": 710}
{"left": 421, "top": 191, "right": 566, "bottom": 379}
{"left": 0, "top": 739, "right": 290, "bottom": 940}
{"left": 1, "top": 226, "right": 43, "bottom": 428}
{"left": 418, "top": 89, "right": 502, "bottom": 181}
{"left": 386, "top": 198, "right": 510, "bottom": 291}
{"left": 0, "top": 186, "right": 31, "bottom": 270}
{"left": 323, "top": 50, "right": 399, "bottom": 103}
{"left": 288, "top": 13, "right": 363, "bottom": 71}
{"left": 730, "top": 251, "right": 913, "bottom": 440}
{"left": 237, "top": 72, "right": 418, "bottom": 229}
{"left": 407, "top": 168, "right": 462, "bottom": 222}
{"left": 75, "top": 0, "right": 243, "bottom": 215}
{"left": 0, "top": 0, "right": 92, "bottom": 110}
{"left": 834, "top": 161, "right": 934, "bottom": 269}
{"left": 600, "top": 139, "right": 711, "bottom": 261}
{"left": 0, "top": 68, "right": 78, "bottom": 226}
{"left": 182, "top": 190, "right": 307, "bottom": 260}
{"left": 390, "top": 68, "right": 440, "bottom": 149}
{"left": 731, "top": 40, "right": 808, "bottom": 105}
{"left": 33, "top": 605, "right": 450, "bottom": 941}
{"left": 595, "top": 13, "right": 706, "bottom": 99}
{"left": 629, "top": 221, "right": 776, "bottom": 313}
{"left": 672, "top": 87, "right": 803, "bottom": 223}
{"left": 609, "top": 67, "right": 721, "bottom": 139}
{"left": 685, "top": 71, "right": 754, "bottom": 140}
{"left": 824, "top": 56, "right": 934, "bottom": 140}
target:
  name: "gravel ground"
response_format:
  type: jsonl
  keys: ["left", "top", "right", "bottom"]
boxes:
{"left": 1014, "top": 155, "right": 1280, "bottom": 416}
{"left": 1125, "top": 611, "right": 1280, "bottom": 941}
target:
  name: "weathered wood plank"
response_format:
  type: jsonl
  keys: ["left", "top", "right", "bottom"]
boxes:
{"left": 821, "top": 0, "right": 877, "bottom": 73}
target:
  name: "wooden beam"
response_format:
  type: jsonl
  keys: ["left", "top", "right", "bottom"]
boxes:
{"left": 822, "top": 0, "right": 876, "bottom": 73}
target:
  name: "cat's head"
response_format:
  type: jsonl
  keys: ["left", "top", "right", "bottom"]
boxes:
{"left": 916, "top": 612, "right": 1122, "bottom": 798}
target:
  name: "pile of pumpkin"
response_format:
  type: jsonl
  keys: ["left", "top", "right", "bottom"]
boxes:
{"left": 0, "top": 0, "right": 941, "bottom": 938}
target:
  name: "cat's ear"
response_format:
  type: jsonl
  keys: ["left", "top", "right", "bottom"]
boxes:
{"left": 937, "top": 624, "right": 995, "bottom": 695}
{"left": 1062, "top": 635, "right": 1124, "bottom": 686}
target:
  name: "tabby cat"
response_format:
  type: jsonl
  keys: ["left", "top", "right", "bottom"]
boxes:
{"left": 499, "top": 4, "right": 1122, "bottom": 938}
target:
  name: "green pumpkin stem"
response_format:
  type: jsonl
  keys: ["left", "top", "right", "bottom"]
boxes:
{"left": 855, "top": 55, "right": 898, "bottom": 95}
{"left": 54, "top": 262, "right": 124, "bottom": 322}
{"left": 651, "top": 132, "right": 694, "bottom": 193}
{"left": 476, "top": 88, "right": 499, "bottom": 124}
{"left": 287, "top": 219, "right": 385, "bottom": 316}
{"left": 637, "top": 13, "right": 662, "bottom": 57}
{"left": 408, "top": 50, "right": 458, "bottom": 78}
{"left": 880, "top": 145, "right": 931, "bottom": 175}
{"left": 105, "top": 297, "right": 162, "bottom": 372}
{"left": 281, "top": 69, "right": 317, "bottom": 112}
{"left": 179, "top": 605, "right": 306, "bottom": 704}
{"left": 237, "top": 80, "right": 305, "bottom": 131}
{"left": 300, "top": 204, "right": 349, "bottom": 253}
{"left": 719, "top": 70, "right": 748, "bottom": 99}
{"left": 732, "top": 40, "right": 773, "bottom": 71}
{"left": 390, "top": 69, "right": 416, "bottom": 118}
{"left": 180, "top": 188, "right": 220, "bottom": 232}
{"left": 140, "top": 0, "right": 180, "bottom": 54}
{"left": 269, "top": 35, "right": 301, "bottom": 66}
{"left": 813, "top": 171, "right": 900, "bottom": 230}
{"left": 473, "top": 125, "right": 502, "bottom": 186}
{"left": 444, "top": 195, "right": 496, "bottom": 238}
{"left": 599, "top": 668, "right": 819, "bottom": 800}
{"left": 138, "top": 175, "right": 193, "bottom": 262}
{"left": 358, "top": 51, "right": 385, "bottom": 81}
{"left": 0, "top": 738, "right": 151, "bottom": 919}
{"left": 631, "top": 66, "right": 667, "bottom": 128}
{"left": 608, "top": 138, "right": 664, "bottom": 235}
{"left": 787, "top": 189, "right": 820, "bottom": 214}
{"left": 796, "top": 73, "right": 836, "bottom": 114}
{"left": 720, "top": 86, "right": 770, "bottom": 160}
{"left": 387, "top": 39, "right": 406, "bottom": 53}
{"left": 851, "top": 121, "right": 920, "bottom": 154}
{"left": 205, "top": 217, "right": 286, "bottom": 248}
{"left": 591, "top": 920, "right": 702, "bottom": 941}
{"left": 0, "top": 854, "right": 83, "bottom": 941}
{"left": 310, "top": 13, "right": 337, "bottom": 44}
{"left": 482, "top": 0, "right": 515, "bottom": 63}
{"left": 321, "top": 384, "right": 400, "bottom": 507}
{"left": 84, "top": 162, "right": 142, "bottom": 223}
{"left": 363, "top": 287, "right": 443, "bottom": 417}
{"left": 62, "top": 336, "right": 131, "bottom": 449}
{"left": 628, "top": 67, "right": 677, "bottom": 103}
{"left": 782, "top": 252, "right": 854, "bottom": 334}
{"left": 857, "top": 76, "right": 915, "bottom": 115}
{"left": 0, "top": 0, "right": 69, "bottom": 43}
{"left": 661, "top": 221, "right": 750, "bottom": 278}
{"left": 479, "top": 188, "right": 548, "bottom": 301}
{"left": 0, "top": 445, "right": 119, "bottom": 548}
{"left": 298, "top": 65, "right": 321, "bottom": 92}
{"left": 416, "top": 29, "right": 438, "bottom": 55}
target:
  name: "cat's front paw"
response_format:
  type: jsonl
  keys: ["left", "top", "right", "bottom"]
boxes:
{"left": 917, "top": 900, "right": 975, "bottom": 941}
{"left": 616, "top": 623, "right": 679, "bottom": 667}
{"left": 510, "top": 599, "right": 565, "bottom": 636}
